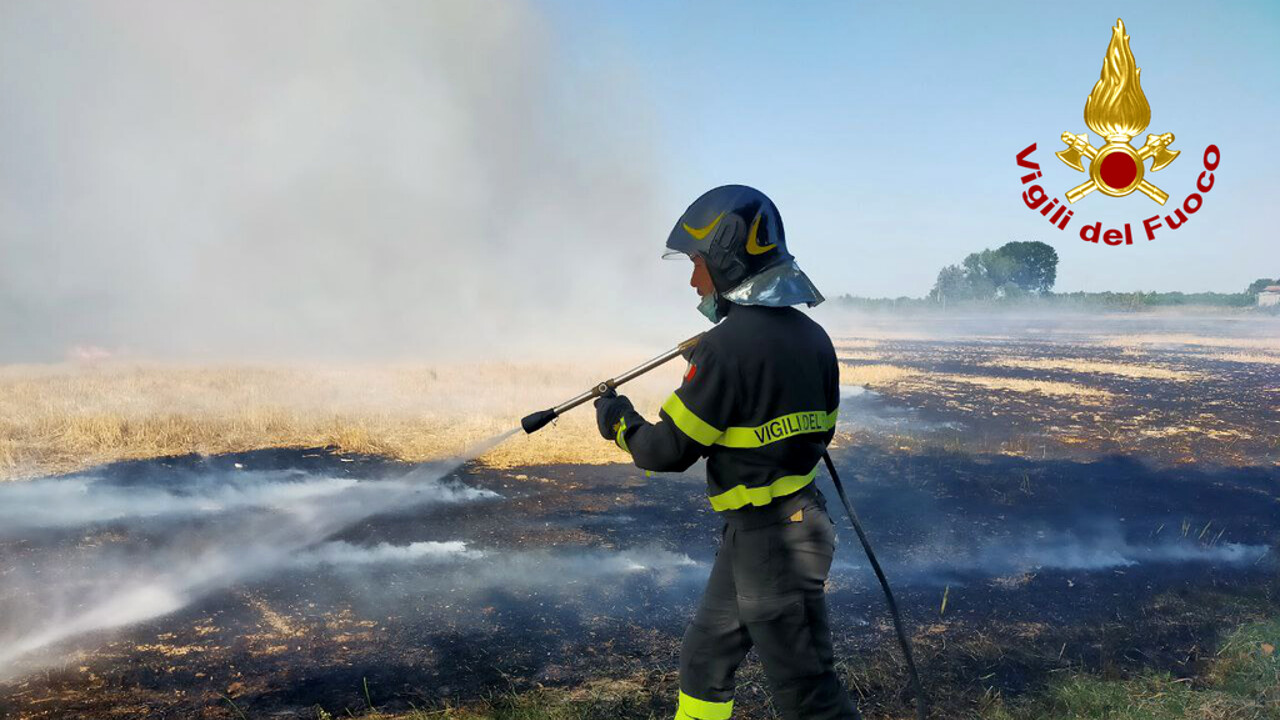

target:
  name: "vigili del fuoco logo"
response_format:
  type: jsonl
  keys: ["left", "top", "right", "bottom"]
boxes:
{"left": 1015, "top": 19, "right": 1220, "bottom": 246}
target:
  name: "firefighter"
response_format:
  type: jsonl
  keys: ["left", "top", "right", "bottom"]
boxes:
{"left": 595, "top": 185, "right": 859, "bottom": 720}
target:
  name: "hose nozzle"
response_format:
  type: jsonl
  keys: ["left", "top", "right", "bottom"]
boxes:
{"left": 518, "top": 332, "right": 703, "bottom": 436}
{"left": 520, "top": 408, "right": 558, "bottom": 435}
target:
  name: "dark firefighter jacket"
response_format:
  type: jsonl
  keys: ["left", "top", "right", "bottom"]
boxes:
{"left": 614, "top": 304, "right": 840, "bottom": 511}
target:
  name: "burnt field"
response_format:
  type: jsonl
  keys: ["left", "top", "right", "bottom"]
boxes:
{"left": 1, "top": 325, "right": 1278, "bottom": 719}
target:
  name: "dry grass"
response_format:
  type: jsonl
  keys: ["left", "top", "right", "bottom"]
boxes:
{"left": 839, "top": 362, "right": 1111, "bottom": 403}
{"left": 831, "top": 338, "right": 882, "bottom": 350}
{"left": 834, "top": 351, "right": 888, "bottom": 362}
{"left": 838, "top": 363, "right": 922, "bottom": 387}
{"left": 0, "top": 359, "right": 684, "bottom": 481}
{"left": 980, "top": 357, "right": 1200, "bottom": 381}
{"left": 1197, "top": 351, "right": 1280, "bottom": 366}
{"left": 1103, "top": 333, "right": 1280, "bottom": 352}
{"left": 932, "top": 374, "right": 1111, "bottom": 403}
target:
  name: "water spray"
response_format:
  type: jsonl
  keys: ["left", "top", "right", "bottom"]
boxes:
{"left": 520, "top": 333, "right": 927, "bottom": 720}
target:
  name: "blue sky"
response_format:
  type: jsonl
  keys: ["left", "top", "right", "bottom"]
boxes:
{"left": 537, "top": 0, "right": 1279, "bottom": 297}
{"left": 3, "top": 1, "right": 1276, "bottom": 359}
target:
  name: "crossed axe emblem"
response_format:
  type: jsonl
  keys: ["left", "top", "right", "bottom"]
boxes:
{"left": 1056, "top": 131, "right": 1180, "bottom": 204}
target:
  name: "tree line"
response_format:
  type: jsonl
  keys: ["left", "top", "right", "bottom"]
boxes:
{"left": 829, "top": 241, "right": 1275, "bottom": 310}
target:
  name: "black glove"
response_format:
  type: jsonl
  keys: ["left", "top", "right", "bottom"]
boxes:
{"left": 594, "top": 389, "right": 635, "bottom": 441}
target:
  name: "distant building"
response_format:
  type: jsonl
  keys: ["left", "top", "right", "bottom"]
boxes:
{"left": 1259, "top": 285, "right": 1280, "bottom": 307}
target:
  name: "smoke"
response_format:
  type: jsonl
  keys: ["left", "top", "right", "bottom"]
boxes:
{"left": 837, "top": 384, "right": 959, "bottom": 433}
{"left": 958, "top": 529, "right": 1270, "bottom": 574}
{"left": 452, "top": 546, "right": 701, "bottom": 589}
{"left": 0, "top": 586, "right": 189, "bottom": 673}
{"left": 293, "top": 540, "right": 485, "bottom": 567}
{"left": 294, "top": 541, "right": 700, "bottom": 588}
{"left": 0, "top": 472, "right": 362, "bottom": 531}
{"left": 0, "top": 445, "right": 707, "bottom": 680}
{"left": 2, "top": 451, "right": 1268, "bottom": 681}
{"left": 280, "top": 540, "right": 705, "bottom": 632}
{"left": 834, "top": 522, "right": 1272, "bottom": 583}
{"left": 0, "top": 0, "right": 686, "bottom": 362}
{"left": 0, "top": 462, "right": 499, "bottom": 675}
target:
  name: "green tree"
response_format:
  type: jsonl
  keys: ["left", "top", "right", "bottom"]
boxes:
{"left": 1245, "top": 277, "right": 1276, "bottom": 296}
{"left": 998, "top": 241, "right": 1058, "bottom": 294}
{"left": 929, "top": 241, "right": 1058, "bottom": 301}
{"left": 927, "top": 264, "right": 970, "bottom": 303}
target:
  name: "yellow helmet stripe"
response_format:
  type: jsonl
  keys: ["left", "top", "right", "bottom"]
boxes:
{"left": 682, "top": 211, "right": 726, "bottom": 241}
{"left": 707, "top": 463, "right": 820, "bottom": 512}
{"left": 744, "top": 212, "right": 776, "bottom": 255}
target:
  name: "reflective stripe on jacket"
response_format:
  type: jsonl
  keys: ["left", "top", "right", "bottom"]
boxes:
{"left": 616, "top": 304, "right": 839, "bottom": 511}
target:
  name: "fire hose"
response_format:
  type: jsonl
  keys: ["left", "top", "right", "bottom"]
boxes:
{"left": 520, "top": 334, "right": 926, "bottom": 720}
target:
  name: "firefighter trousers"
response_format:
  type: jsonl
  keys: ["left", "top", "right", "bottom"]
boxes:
{"left": 677, "top": 488, "right": 860, "bottom": 720}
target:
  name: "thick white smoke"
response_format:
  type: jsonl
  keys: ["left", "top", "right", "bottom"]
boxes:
{"left": 293, "top": 540, "right": 486, "bottom": 567}
{"left": 292, "top": 541, "right": 702, "bottom": 589}
{"left": 0, "top": 472, "right": 362, "bottom": 531}
{"left": 0, "top": 0, "right": 687, "bottom": 362}
{"left": 995, "top": 534, "right": 1269, "bottom": 570}
{"left": 0, "top": 465, "right": 498, "bottom": 675}
{"left": 3, "top": 458, "right": 1268, "bottom": 681}
{"left": 0, "top": 454, "right": 706, "bottom": 681}
{"left": 832, "top": 524, "right": 1272, "bottom": 580}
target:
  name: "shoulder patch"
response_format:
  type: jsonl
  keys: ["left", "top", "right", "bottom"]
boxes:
{"left": 684, "top": 362, "right": 697, "bottom": 383}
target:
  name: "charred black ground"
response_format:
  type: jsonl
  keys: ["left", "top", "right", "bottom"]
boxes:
{"left": 1, "top": 333, "right": 1277, "bottom": 719}
{"left": 1, "top": 445, "right": 1275, "bottom": 719}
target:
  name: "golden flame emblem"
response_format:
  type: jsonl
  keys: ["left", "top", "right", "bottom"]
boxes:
{"left": 1056, "top": 19, "right": 1179, "bottom": 204}
{"left": 1084, "top": 19, "right": 1150, "bottom": 140}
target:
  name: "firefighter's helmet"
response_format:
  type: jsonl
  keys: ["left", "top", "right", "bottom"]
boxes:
{"left": 665, "top": 185, "right": 822, "bottom": 317}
